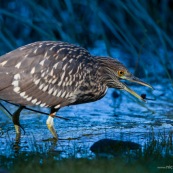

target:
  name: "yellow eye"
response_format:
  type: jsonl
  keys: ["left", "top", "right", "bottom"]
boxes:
{"left": 118, "top": 70, "right": 125, "bottom": 77}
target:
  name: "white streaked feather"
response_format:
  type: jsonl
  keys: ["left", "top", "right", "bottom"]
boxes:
{"left": 48, "top": 88, "right": 54, "bottom": 95}
{"left": 44, "top": 52, "right": 48, "bottom": 58}
{"left": 52, "top": 78, "right": 57, "bottom": 84}
{"left": 33, "top": 48, "right": 38, "bottom": 54}
{"left": 12, "top": 80, "right": 19, "bottom": 87}
{"left": 55, "top": 104, "right": 60, "bottom": 109}
{"left": 61, "top": 91, "right": 66, "bottom": 98}
{"left": 26, "top": 97, "right": 32, "bottom": 101}
{"left": 53, "top": 90, "right": 58, "bottom": 96}
{"left": 14, "top": 73, "right": 21, "bottom": 80}
{"left": 24, "top": 54, "right": 29, "bottom": 58}
{"left": 39, "top": 59, "right": 45, "bottom": 66}
{"left": 31, "top": 67, "right": 36, "bottom": 74}
{"left": 53, "top": 62, "right": 59, "bottom": 69}
{"left": 20, "top": 92, "right": 26, "bottom": 97}
{"left": 31, "top": 99, "right": 37, "bottom": 104}
{"left": 13, "top": 87, "right": 20, "bottom": 93}
{"left": 34, "top": 78, "right": 41, "bottom": 85}
{"left": 15, "top": 62, "right": 22, "bottom": 69}
{"left": 39, "top": 83, "right": 44, "bottom": 90}
{"left": 40, "top": 103, "right": 46, "bottom": 107}
{"left": 62, "top": 64, "right": 68, "bottom": 71}
{"left": 43, "top": 85, "right": 48, "bottom": 92}
{"left": 56, "top": 90, "right": 62, "bottom": 97}
{"left": 50, "top": 69, "right": 54, "bottom": 76}
{"left": 35, "top": 101, "right": 41, "bottom": 105}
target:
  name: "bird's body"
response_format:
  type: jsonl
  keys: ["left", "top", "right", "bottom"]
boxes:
{"left": 0, "top": 41, "right": 152, "bottom": 140}
{"left": 0, "top": 41, "right": 107, "bottom": 108}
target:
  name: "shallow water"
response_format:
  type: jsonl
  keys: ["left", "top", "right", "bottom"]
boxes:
{"left": 0, "top": 80, "right": 173, "bottom": 158}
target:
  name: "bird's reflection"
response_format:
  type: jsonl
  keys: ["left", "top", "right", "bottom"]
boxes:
{"left": 13, "top": 133, "right": 21, "bottom": 153}
{"left": 12, "top": 133, "right": 59, "bottom": 154}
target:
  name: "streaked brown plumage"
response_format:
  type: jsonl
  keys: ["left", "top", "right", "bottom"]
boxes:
{"left": 0, "top": 41, "right": 152, "bottom": 140}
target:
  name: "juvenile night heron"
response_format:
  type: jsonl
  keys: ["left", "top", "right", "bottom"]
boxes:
{"left": 0, "top": 41, "right": 152, "bottom": 140}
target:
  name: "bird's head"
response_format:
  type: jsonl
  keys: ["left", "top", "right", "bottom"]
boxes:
{"left": 97, "top": 57, "right": 153, "bottom": 102}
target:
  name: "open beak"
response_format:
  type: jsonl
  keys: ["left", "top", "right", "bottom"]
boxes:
{"left": 126, "top": 76, "right": 153, "bottom": 89}
{"left": 122, "top": 76, "right": 153, "bottom": 102}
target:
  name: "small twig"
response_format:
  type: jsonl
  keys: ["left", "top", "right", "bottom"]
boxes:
{"left": 54, "top": 115, "right": 69, "bottom": 121}
{"left": 0, "top": 100, "right": 70, "bottom": 121}
{"left": 0, "top": 102, "right": 13, "bottom": 117}
{"left": 141, "top": 94, "right": 156, "bottom": 101}
{"left": 23, "top": 106, "right": 49, "bottom": 115}
{"left": 23, "top": 106, "right": 69, "bottom": 120}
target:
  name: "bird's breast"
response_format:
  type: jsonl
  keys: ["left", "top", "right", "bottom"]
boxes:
{"left": 73, "top": 83, "right": 108, "bottom": 104}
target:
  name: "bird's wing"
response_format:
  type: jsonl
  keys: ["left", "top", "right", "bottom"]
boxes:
{"left": 0, "top": 41, "right": 94, "bottom": 108}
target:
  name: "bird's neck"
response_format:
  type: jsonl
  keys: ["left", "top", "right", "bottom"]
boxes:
{"left": 95, "top": 56, "right": 117, "bottom": 88}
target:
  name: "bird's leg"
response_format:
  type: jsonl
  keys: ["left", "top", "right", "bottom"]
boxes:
{"left": 46, "top": 108, "right": 58, "bottom": 140}
{"left": 12, "top": 106, "right": 24, "bottom": 138}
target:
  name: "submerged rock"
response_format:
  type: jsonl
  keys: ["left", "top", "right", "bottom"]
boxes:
{"left": 90, "top": 139, "right": 141, "bottom": 156}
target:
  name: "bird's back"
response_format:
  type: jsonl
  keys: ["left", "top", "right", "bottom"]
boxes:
{"left": 0, "top": 41, "right": 106, "bottom": 109}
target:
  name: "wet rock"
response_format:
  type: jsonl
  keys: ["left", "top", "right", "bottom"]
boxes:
{"left": 90, "top": 139, "right": 141, "bottom": 156}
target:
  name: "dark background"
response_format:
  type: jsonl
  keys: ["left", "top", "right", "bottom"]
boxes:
{"left": 0, "top": 0, "right": 172, "bottom": 81}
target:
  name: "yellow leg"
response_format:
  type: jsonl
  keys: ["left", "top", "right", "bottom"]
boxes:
{"left": 46, "top": 113, "right": 58, "bottom": 140}
{"left": 14, "top": 124, "right": 20, "bottom": 134}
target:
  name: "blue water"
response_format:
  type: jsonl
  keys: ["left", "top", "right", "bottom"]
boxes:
{"left": 0, "top": 82, "right": 172, "bottom": 158}
{"left": 0, "top": 44, "right": 173, "bottom": 158}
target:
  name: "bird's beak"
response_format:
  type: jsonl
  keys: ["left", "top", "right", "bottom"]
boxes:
{"left": 125, "top": 76, "right": 153, "bottom": 89}
{"left": 123, "top": 85, "right": 146, "bottom": 102}
{"left": 122, "top": 75, "right": 153, "bottom": 102}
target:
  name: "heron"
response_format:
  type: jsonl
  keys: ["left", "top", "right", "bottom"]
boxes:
{"left": 0, "top": 41, "right": 152, "bottom": 140}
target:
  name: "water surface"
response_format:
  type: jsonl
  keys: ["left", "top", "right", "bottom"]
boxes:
{"left": 0, "top": 80, "right": 172, "bottom": 158}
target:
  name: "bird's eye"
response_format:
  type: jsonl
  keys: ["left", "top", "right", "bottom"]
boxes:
{"left": 118, "top": 70, "right": 125, "bottom": 77}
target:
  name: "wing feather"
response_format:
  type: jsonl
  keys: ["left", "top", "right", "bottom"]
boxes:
{"left": 0, "top": 41, "right": 95, "bottom": 108}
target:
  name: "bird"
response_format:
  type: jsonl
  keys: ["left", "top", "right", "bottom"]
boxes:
{"left": 0, "top": 41, "right": 152, "bottom": 140}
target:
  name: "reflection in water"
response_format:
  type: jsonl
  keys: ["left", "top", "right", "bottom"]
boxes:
{"left": 90, "top": 139, "right": 141, "bottom": 157}
{"left": 13, "top": 133, "right": 21, "bottom": 153}
{"left": 12, "top": 133, "right": 59, "bottom": 154}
